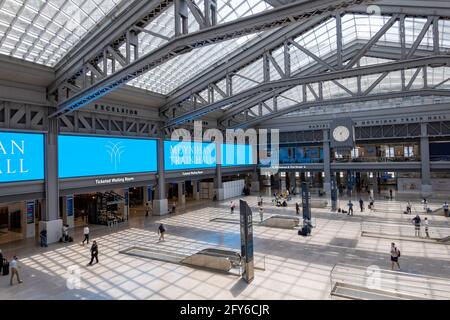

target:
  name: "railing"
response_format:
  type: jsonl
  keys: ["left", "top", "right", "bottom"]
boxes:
{"left": 430, "top": 155, "right": 450, "bottom": 161}
{"left": 361, "top": 221, "right": 450, "bottom": 241}
{"left": 333, "top": 156, "right": 420, "bottom": 163}
{"left": 330, "top": 263, "right": 450, "bottom": 300}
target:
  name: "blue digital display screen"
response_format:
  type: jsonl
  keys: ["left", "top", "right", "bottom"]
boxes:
{"left": 221, "top": 143, "right": 254, "bottom": 167}
{"left": 164, "top": 141, "right": 254, "bottom": 171}
{"left": 164, "top": 141, "right": 217, "bottom": 171}
{"left": 59, "top": 135, "right": 157, "bottom": 178}
{"left": 0, "top": 131, "right": 44, "bottom": 183}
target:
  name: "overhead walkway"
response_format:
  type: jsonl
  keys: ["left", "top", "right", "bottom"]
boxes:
{"left": 330, "top": 264, "right": 450, "bottom": 300}
{"left": 361, "top": 221, "right": 450, "bottom": 243}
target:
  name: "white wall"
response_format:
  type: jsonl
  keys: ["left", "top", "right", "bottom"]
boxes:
{"left": 223, "top": 180, "right": 245, "bottom": 200}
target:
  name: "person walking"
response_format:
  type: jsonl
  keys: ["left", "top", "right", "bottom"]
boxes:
{"left": 145, "top": 203, "right": 150, "bottom": 217}
{"left": 347, "top": 200, "right": 354, "bottom": 216}
{"left": 368, "top": 197, "right": 374, "bottom": 212}
{"left": 88, "top": 241, "right": 99, "bottom": 266}
{"left": 62, "top": 224, "right": 69, "bottom": 243}
{"left": 295, "top": 202, "right": 300, "bottom": 215}
{"left": 443, "top": 201, "right": 449, "bottom": 217}
{"left": 230, "top": 201, "right": 235, "bottom": 214}
{"left": 259, "top": 206, "right": 264, "bottom": 223}
{"left": 40, "top": 229, "right": 48, "bottom": 247}
{"left": 9, "top": 256, "right": 23, "bottom": 285}
{"left": 171, "top": 202, "right": 176, "bottom": 214}
{"left": 158, "top": 224, "right": 166, "bottom": 241}
{"left": 412, "top": 214, "right": 421, "bottom": 237}
{"left": 389, "top": 189, "right": 393, "bottom": 199}
{"left": 422, "top": 198, "right": 428, "bottom": 212}
{"left": 359, "top": 198, "right": 364, "bottom": 212}
{"left": 259, "top": 196, "right": 263, "bottom": 207}
{"left": 406, "top": 201, "right": 412, "bottom": 214}
{"left": 424, "top": 217, "right": 430, "bottom": 238}
{"left": 82, "top": 225, "right": 90, "bottom": 245}
{"left": 390, "top": 243, "right": 401, "bottom": 271}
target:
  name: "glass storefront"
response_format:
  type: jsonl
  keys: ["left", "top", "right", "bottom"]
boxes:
{"left": 333, "top": 143, "right": 420, "bottom": 162}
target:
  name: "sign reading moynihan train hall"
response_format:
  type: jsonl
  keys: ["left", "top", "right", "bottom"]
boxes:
{"left": 0, "top": 132, "right": 44, "bottom": 183}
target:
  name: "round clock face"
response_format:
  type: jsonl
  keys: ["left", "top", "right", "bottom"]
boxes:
{"left": 333, "top": 126, "right": 350, "bottom": 142}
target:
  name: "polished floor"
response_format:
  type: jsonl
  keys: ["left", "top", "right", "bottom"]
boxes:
{"left": 0, "top": 192, "right": 449, "bottom": 300}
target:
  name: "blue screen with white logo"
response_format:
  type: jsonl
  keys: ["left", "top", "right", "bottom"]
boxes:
{"left": 59, "top": 135, "right": 157, "bottom": 178}
{"left": 164, "top": 141, "right": 217, "bottom": 171}
{"left": 0, "top": 131, "right": 44, "bottom": 183}
{"left": 164, "top": 141, "right": 254, "bottom": 170}
{"left": 221, "top": 143, "right": 254, "bottom": 167}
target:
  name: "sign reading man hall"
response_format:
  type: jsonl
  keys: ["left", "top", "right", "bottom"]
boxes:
{"left": 0, "top": 132, "right": 45, "bottom": 183}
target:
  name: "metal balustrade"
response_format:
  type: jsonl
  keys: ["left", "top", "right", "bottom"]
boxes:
{"left": 330, "top": 263, "right": 450, "bottom": 300}
{"left": 361, "top": 221, "right": 450, "bottom": 242}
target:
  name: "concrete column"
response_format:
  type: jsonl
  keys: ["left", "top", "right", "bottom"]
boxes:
{"left": 193, "top": 181, "right": 201, "bottom": 200}
{"left": 40, "top": 116, "right": 62, "bottom": 244}
{"left": 323, "top": 130, "right": 331, "bottom": 196}
{"left": 123, "top": 188, "right": 129, "bottom": 221}
{"left": 420, "top": 123, "right": 432, "bottom": 196}
{"left": 250, "top": 171, "right": 260, "bottom": 193}
{"left": 178, "top": 182, "right": 186, "bottom": 205}
{"left": 215, "top": 163, "right": 224, "bottom": 200}
{"left": 154, "top": 138, "right": 168, "bottom": 215}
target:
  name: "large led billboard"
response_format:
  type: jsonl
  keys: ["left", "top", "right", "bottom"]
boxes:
{"left": 0, "top": 131, "right": 44, "bottom": 183}
{"left": 164, "top": 140, "right": 254, "bottom": 171}
{"left": 59, "top": 135, "right": 157, "bottom": 178}
{"left": 221, "top": 143, "right": 254, "bottom": 167}
{"left": 164, "top": 141, "right": 217, "bottom": 171}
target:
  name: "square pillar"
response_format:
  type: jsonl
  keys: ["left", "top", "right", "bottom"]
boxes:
{"left": 154, "top": 136, "right": 169, "bottom": 215}
{"left": 420, "top": 123, "right": 432, "bottom": 197}
{"left": 178, "top": 182, "right": 186, "bottom": 205}
{"left": 193, "top": 181, "right": 201, "bottom": 200}
{"left": 323, "top": 130, "right": 331, "bottom": 196}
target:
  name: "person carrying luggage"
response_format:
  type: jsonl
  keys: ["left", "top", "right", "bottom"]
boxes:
{"left": 347, "top": 201, "right": 354, "bottom": 216}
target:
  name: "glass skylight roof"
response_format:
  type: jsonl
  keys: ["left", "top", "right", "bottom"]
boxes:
{"left": 128, "top": 0, "right": 272, "bottom": 95}
{"left": 0, "top": 0, "right": 127, "bottom": 66}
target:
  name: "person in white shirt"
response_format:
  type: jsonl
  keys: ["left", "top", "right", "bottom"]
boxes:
{"left": 10, "top": 256, "right": 23, "bottom": 286}
{"left": 62, "top": 225, "right": 69, "bottom": 242}
{"left": 230, "top": 201, "right": 235, "bottom": 214}
{"left": 259, "top": 206, "right": 264, "bottom": 223}
{"left": 424, "top": 217, "right": 430, "bottom": 238}
{"left": 82, "top": 225, "right": 90, "bottom": 245}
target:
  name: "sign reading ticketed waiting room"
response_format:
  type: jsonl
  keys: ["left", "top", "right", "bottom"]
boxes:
{"left": 58, "top": 135, "right": 157, "bottom": 179}
{"left": 0, "top": 131, "right": 44, "bottom": 183}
